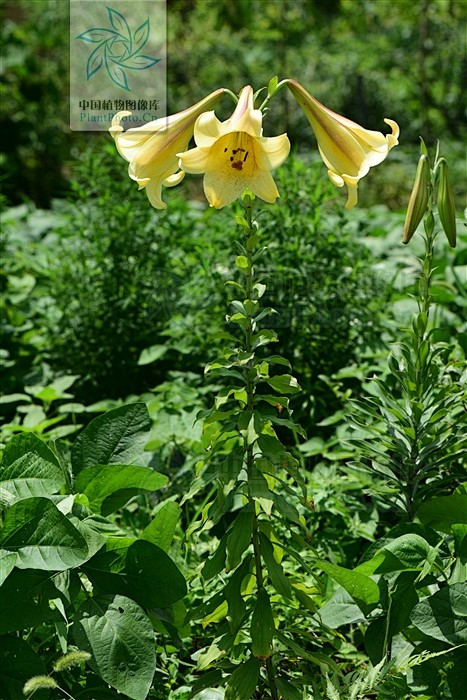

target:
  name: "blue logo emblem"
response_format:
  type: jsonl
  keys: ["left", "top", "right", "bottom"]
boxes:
{"left": 76, "top": 6, "right": 160, "bottom": 92}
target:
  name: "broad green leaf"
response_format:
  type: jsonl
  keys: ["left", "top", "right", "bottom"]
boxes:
{"left": 73, "top": 594, "right": 155, "bottom": 700}
{"left": 251, "top": 588, "right": 274, "bottom": 658}
{"left": 0, "top": 569, "right": 64, "bottom": 634}
{"left": 0, "top": 635, "right": 48, "bottom": 699}
{"left": 418, "top": 494, "right": 467, "bottom": 533}
{"left": 356, "top": 534, "right": 436, "bottom": 575}
{"left": 0, "top": 497, "right": 89, "bottom": 570}
{"left": 224, "top": 656, "right": 260, "bottom": 700}
{"left": 319, "top": 587, "right": 365, "bottom": 629}
{"left": 74, "top": 464, "right": 167, "bottom": 513}
{"left": 226, "top": 508, "right": 253, "bottom": 570}
{"left": 317, "top": 561, "right": 380, "bottom": 609}
{"left": 0, "top": 433, "right": 65, "bottom": 503}
{"left": 141, "top": 500, "right": 181, "bottom": 552}
{"left": 0, "top": 549, "right": 16, "bottom": 586}
{"left": 137, "top": 344, "right": 168, "bottom": 365}
{"left": 410, "top": 583, "right": 467, "bottom": 644}
{"left": 71, "top": 403, "right": 151, "bottom": 474}
{"left": 83, "top": 539, "right": 186, "bottom": 608}
{"left": 266, "top": 374, "right": 300, "bottom": 395}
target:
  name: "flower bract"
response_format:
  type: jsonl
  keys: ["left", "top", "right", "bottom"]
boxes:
{"left": 109, "top": 89, "right": 225, "bottom": 208}
{"left": 178, "top": 85, "right": 290, "bottom": 208}
{"left": 287, "top": 80, "right": 400, "bottom": 208}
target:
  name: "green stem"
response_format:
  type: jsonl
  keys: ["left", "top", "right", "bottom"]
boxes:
{"left": 241, "top": 198, "right": 280, "bottom": 700}
{"left": 407, "top": 187, "right": 435, "bottom": 520}
{"left": 258, "top": 79, "right": 291, "bottom": 112}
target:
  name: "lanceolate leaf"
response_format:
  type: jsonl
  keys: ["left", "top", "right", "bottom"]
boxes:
{"left": 224, "top": 656, "right": 261, "bottom": 700}
{"left": 0, "top": 433, "right": 65, "bottom": 504}
{"left": 251, "top": 588, "right": 275, "bottom": 658}
{"left": 71, "top": 403, "right": 151, "bottom": 475}
{"left": 73, "top": 594, "right": 155, "bottom": 700}
{"left": 226, "top": 508, "right": 253, "bottom": 570}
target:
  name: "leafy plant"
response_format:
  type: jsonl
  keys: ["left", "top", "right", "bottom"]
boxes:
{"left": 0, "top": 403, "right": 186, "bottom": 699}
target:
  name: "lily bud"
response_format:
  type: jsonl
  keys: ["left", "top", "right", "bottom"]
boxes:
{"left": 437, "top": 158, "right": 457, "bottom": 248}
{"left": 403, "top": 154, "right": 430, "bottom": 244}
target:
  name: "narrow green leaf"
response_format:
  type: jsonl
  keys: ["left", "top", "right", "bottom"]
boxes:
{"left": 251, "top": 588, "right": 274, "bottom": 658}
{"left": 259, "top": 532, "right": 291, "bottom": 599}
{"left": 202, "top": 534, "right": 228, "bottom": 581}
{"left": 224, "top": 656, "right": 261, "bottom": 700}
{"left": 226, "top": 508, "right": 253, "bottom": 570}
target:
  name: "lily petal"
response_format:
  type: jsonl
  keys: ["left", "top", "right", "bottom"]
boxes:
{"left": 288, "top": 80, "right": 399, "bottom": 208}
{"left": 110, "top": 89, "right": 225, "bottom": 208}
{"left": 179, "top": 85, "right": 290, "bottom": 208}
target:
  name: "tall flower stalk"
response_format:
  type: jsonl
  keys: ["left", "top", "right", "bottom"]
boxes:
{"left": 349, "top": 144, "right": 464, "bottom": 520}
{"left": 183, "top": 192, "right": 311, "bottom": 698}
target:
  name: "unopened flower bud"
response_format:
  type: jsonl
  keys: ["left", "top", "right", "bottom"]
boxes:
{"left": 403, "top": 154, "right": 430, "bottom": 244}
{"left": 437, "top": 158, "right": 457, "bottom": 248}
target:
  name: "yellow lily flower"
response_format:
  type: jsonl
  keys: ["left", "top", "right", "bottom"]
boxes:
{"left": 287, "top": 80, "right": 399, "bottom": 209}
{"left": 178, "top": 85, "right": 290, "bottom": 209}
{"left": 109, "top": 89, "right": 225, "bottom": 209}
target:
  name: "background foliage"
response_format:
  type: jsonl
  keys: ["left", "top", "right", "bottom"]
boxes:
{"left": 1, "top": 0, "right": 466, "bottom": 698}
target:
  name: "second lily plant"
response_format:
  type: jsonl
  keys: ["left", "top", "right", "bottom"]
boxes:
{"left": 110, "top": 77, "right": 400, "bottom": 211}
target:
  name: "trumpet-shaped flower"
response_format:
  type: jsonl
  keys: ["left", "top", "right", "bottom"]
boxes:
{"left": 178, "top": 85, "right": 290, "bottom": 208}
{"left": 109, "top": 89, "right": 225, "bottom": 208}
{"left": 287, "top": 80, "right": 399, "bottom": 209}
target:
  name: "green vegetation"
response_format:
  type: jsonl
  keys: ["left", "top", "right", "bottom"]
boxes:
{"left": 1, "top": 1, "right": 466, "bottom": 698}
